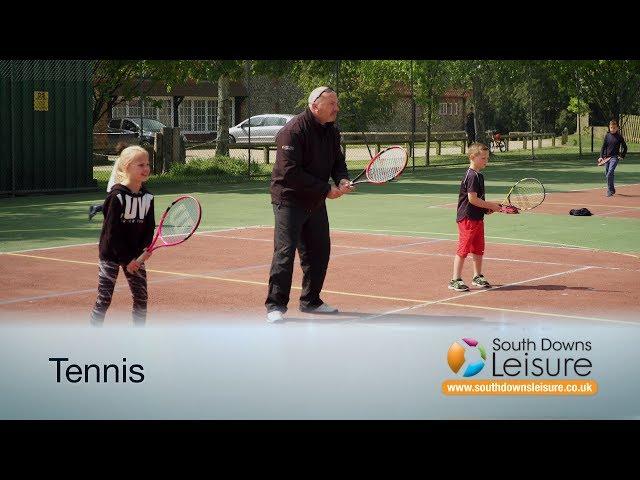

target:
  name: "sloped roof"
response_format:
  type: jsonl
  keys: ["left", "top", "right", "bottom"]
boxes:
{"left": 441, "top": 88, "right": 472, "bottom": 99}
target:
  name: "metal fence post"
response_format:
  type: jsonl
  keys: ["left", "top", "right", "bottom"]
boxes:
{"left": 246, "top": 60, "right": 252, "bottom": 178}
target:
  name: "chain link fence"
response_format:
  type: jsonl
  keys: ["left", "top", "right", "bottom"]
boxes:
{"left": 1, "top": 60, "right": 94, "bottom": 195}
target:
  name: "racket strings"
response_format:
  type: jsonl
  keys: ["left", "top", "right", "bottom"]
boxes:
{"left": 160, "top": 199, "right": 200, "bottom": 244}
{"left": 366, "top": 148, "right": 406, "bottom": 183}
{"left": 509, "top": 180, "right": 545, "bottom": 210}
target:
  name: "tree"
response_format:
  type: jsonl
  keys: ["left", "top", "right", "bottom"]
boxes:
{"left": 555, "top": 60, "right": 640, "bottom": 127}
{"left": 445, "top": 60, "right": 504, "bottom": 145}
{"left": 280, "top": 60, "right": 403, "bottom": 132}
{"left": 411, "top": 60, "right": 451, "bottom": 165}
{"left": 567, "top": 97, "right": 590, "bottom": 115}
{"left": 92, "top": 60, "right": 144, "bottom": 127}
{"left": 92, "top": 59, "right": 221, "bottom": 129}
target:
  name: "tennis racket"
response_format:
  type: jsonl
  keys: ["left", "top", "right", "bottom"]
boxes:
{"left": 136, "top": 195, "right": 202, "bottom": 263}
{"left": 350, "top": 146, "right": 408, "bottom": 185}
{"left": 498, "top": 178, "right": 546, "bottom": 214}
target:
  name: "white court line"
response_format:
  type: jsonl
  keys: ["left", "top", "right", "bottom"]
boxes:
{"left": 0, "top": 241, "right": 98, "bottom": 254}
{"left": 4, "top": 225, "right": 638, "bottom": 286}
{"left": 598, "top": 208, "right": 638, "bottom": 217}
{"left": 359, "top": 266, "right": 596, "bottom": 322}
{"left": 334, "top": 227, "right": 640, "bottom": 260}
{"left": 222, "top": 225, "right": 640, "bottom": 260}
{"left": 332, "top": 227, "right": 593, "bottom": 250}
{"left": 197, "top": 231, "right": 639, "bottom": 272}
{"left": 1, "top": 238, "right": 444, "bottom": 306}
{"left": 1, "top": 181, "right": 636, "bottom": 210}
{"left": 426, "top": 202, "right": 457, "bottom": 208}
{"left": 393, "top": 194, "right": 457, "bottom": 199}
{"left": 0, "top": 225, "right": 264, "bottom": 254}
{"left": 544, "top": 202, "right": 640, "bottom": 210}
{"left": 6, "top": 247, "right": 635, "bottom": 325}
{"left": 427, "top": 199, "right": 640, "bottom": 213}
{"left": 558, "top": 182, "right": 640, "bottom": 193}
{"left": 0, "top": 186, "right": 271, "bottom": 210}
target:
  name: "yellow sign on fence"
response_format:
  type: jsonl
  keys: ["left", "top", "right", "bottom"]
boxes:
{"left": 34, "top": 91, "right": 49, "bottom": 112}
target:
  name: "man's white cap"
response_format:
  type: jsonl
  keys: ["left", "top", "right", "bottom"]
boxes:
{"left": 308, "top": 86, "right": 332, "bottom": 107}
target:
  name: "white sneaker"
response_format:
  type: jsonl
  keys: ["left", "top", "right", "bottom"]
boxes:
{"left": 266, "top": 310, "right": 284, "bottom": 323}
{"left": 301, "top": 303, "right": 338, "bottom": 314}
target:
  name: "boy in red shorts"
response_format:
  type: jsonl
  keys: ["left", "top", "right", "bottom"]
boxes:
{"left": 449, "top": 143, "right": 502, "bottom": 292}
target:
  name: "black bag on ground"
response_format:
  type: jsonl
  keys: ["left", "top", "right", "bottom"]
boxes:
{"left": 569, "top": 208, "right": 593, "bottom": 216}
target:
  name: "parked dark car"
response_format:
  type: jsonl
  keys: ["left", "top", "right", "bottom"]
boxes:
{"left": 94, "top": 118, "right": 187, "bottom": 156}
{"left": 108, "top": 117, "right": 188, "bottom": 147}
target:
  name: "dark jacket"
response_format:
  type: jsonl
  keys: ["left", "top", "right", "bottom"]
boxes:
{"left": 270, "top": 108, "right": 350, "bottom": 211}
{"left": 99, "top": 184, "right": 155, "bottom": 264}
{"left": 464, "top": 113, "right": 475, "bottom": 135}
{"left": 600, "top": 131, "right": 627, "bottom": 159}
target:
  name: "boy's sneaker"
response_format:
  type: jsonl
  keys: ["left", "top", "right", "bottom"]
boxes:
{"left": 472, "top": 274, "right": 492, "bottom": 288}
{"left": 448, "top": 279, "right": 469, "bottom": 292}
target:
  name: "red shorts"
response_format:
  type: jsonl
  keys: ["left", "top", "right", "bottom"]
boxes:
{"left": 456, "top": 218, "right": 485, "bottom": 257}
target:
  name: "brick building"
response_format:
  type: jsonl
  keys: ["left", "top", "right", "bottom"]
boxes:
{"left": 95, "top": 77, "right": 472, "bottom": 142}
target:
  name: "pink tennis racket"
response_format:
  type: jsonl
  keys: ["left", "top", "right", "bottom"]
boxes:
{"left": 137, "top": 195, "right": 202, "bottom": 263}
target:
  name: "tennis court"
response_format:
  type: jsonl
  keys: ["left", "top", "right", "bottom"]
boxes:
{"left": 2, "top": 153, "right": 639, "bottom": 326}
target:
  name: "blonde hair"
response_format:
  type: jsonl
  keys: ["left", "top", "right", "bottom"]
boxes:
{"left": 468, "top": 142, "right": 489, "bottom": 160}
{"left": 115, "top": 145, "right": 149, "bottom": 184}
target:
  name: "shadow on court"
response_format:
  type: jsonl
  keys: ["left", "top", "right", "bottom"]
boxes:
{"left": 493, "top": 284, "right": 621, "bottom": 293}
{"left": 277, "top": 311, "right": 489, "bottom": 326}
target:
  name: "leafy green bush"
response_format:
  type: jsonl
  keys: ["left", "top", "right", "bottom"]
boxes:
{"left": 167, "top": 156, "right": 270, "bottom": 179}
{"left": 555, "top": 109, "right": 576, "bottom": 135}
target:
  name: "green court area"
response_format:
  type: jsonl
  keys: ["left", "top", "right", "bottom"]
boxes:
{"left": 1, "top": 149, "right": 639, "bottom": 255}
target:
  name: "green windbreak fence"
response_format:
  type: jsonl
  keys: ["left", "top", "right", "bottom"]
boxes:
{"left": 0, "top": 60, "right": 95, "bottom": 194}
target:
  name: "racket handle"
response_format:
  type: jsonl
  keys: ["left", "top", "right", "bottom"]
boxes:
{"left": 500, "top": 204, "right": 520, "bottom": 214}
{"left": 136, "top": 248, "right": 150, "bottom": 264}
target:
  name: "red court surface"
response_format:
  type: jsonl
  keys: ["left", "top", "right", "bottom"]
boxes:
{"left": 1, "top": 226, "right": 639, "bottom": 326}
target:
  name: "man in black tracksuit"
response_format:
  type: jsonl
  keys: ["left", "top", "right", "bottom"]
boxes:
{"left": 265, "top": 86, "right": 354, "bottom": 322}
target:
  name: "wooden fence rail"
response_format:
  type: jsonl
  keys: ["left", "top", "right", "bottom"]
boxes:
{"left": 621, "top": 114, "right": 640, "bottom": 143}
{"left": 226, "top": 131, "right": 558, "bottom": 163}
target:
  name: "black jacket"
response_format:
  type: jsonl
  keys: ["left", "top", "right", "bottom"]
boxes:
{"left": 464, "top": 113, "right": 475, "bottom": 134}
{"left": 600, "top": 131, "right": 627, "bottom": 159}
{"left": 98, "top": 184, "right": 155, "bottom": 264}
{"left": 270, "top": 108, "right": 350, "bottom": 211}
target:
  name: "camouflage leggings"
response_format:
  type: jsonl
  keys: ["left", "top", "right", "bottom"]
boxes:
{"left": 90, "top": 259, "right": 148, "bottom": 325}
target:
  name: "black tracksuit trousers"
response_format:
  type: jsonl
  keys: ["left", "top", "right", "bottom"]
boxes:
{"left": 265, "top": 202, "right": 330, "bottom": 313}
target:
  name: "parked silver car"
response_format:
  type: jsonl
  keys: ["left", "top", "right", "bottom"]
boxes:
{"left": 228, "top": 114, "right": 295, "bottom": 143}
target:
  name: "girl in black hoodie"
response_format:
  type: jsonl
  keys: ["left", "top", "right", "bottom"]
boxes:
{"left": 90, "top": 145, "right": 155, "bottom": 325}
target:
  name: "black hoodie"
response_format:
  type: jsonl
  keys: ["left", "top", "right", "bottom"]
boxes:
{"left": 98, "top": 184, "right": 155, "bottom": 265}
